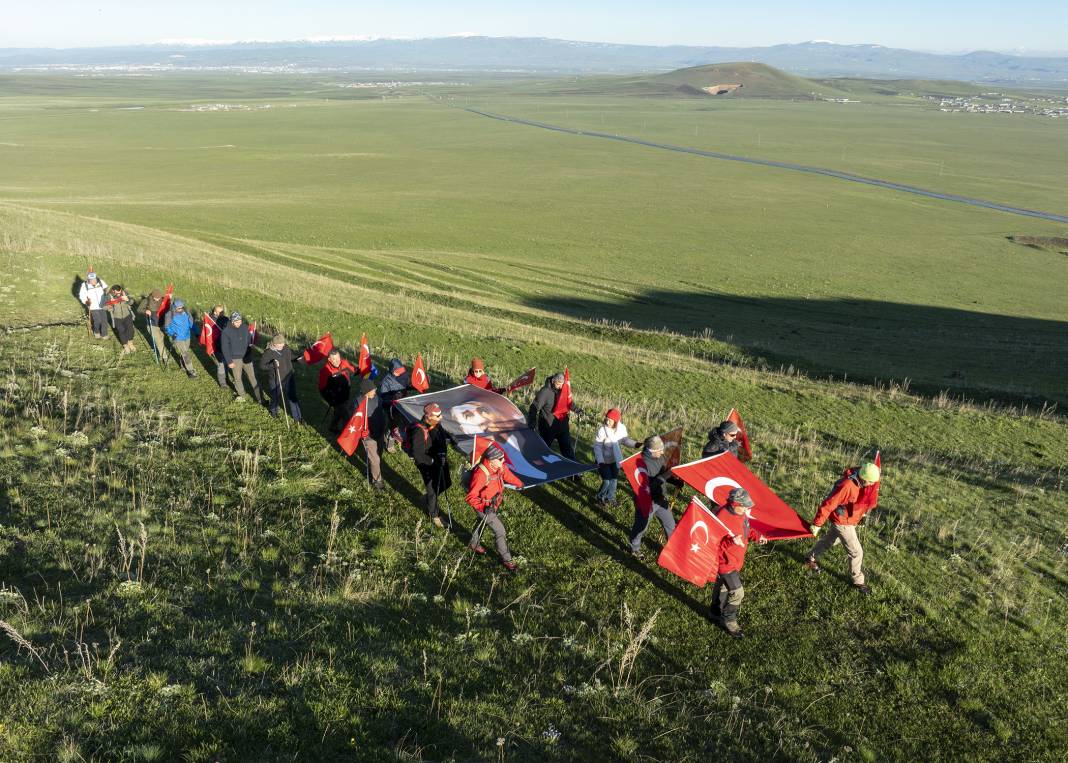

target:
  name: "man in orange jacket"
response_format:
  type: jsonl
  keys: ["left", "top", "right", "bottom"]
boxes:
{"left": 466, "top": 443, "right": 523, "bottom": 572}
{"left": 710, "top": 488, "right": 767, "bottom": 639}
{"left": 804, "top": 462, "right": 881, "bottom": 595}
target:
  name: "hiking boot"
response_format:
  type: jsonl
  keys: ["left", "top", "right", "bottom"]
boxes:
{"left": 723, "top": 621, "right": 745, "bottom": 639}
{"left": 804, "top": 559, "right": 822, "bottom": 574}
{"left": 467, "top": 543, "right": 486, "bottom": 555}
{"left": 432, "top": 516, "right": 445, "bottom": 530}
{"left": 629, "top": 548, "right": 645, "bottom": 561}
{"left": 371, "top": 479, "right": 385, "bottom": 492}
{"left": 186, "top": 369, "right": 197, "bottom": 378}
{"left": 854, "top": 583, "right": 871, "bottom": 596}
{"left": 501, "top": 559, "right": 518, "bottom": 572}
{"left": 233, "top": 396, "right": 247, "bottom": 404}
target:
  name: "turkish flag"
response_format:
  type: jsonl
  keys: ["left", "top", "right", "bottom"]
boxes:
{"left": 552, "top": 367, "right": 572, "bottom": 420}
{"left": 660, "top": 426, "right": 685, "bottom": 469}
{"left": 672, "top": 452, "right": 812, "bottom": 540}
{"left": 337, "top": 398, "right": 368, "bottom": 456}
{"left": 621, "top": 452, "right": 654, "bottom": 517}
{"left": 248, "top": 320, "right": 258, "bottom": 345}
{"left": 506, "top": 367, "right": 536, "bottom": 393}
{"left": 658, "top": 498, "right": 732, "bottom": 586}
{"left": 726, "top": 408, "right": 753, "bottom": 462}
{"left": 303, "top": 332, "right": 333, "bottom": 364}
{"left": 357, "top": 333, "right": 372, "bottom": 377}
{"left": 411, "top": 354, "right": 430, "bottom": 393}
{"left": 156, "top": 284, "right": 173, "bottom": 321}
{"left": 199, "top": 314, "right": 218, "bottom": 356}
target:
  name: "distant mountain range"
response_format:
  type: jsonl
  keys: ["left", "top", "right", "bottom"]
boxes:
{"left": 2, "top": 36, "right": 1068, "bottom": 85}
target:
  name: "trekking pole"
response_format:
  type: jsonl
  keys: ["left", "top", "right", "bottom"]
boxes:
{"left": 361, "top": 437, "right": 370, "bottom": 481}
{"left": 442, "top": 492, "right": 453, "bottom": 529}
{"left": 274, "top": 362, "right": 291, "bottom": 431}
{"left": 147, "top": 317, "right": 160, "bottom": 365}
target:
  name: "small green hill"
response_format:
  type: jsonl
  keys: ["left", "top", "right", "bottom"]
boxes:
{"left": 520, "top": 62, "right": 850, "bottom": 99}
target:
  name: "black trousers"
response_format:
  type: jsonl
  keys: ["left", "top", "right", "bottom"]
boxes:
{"left": 112, "top": 315, "right": 134, "bottom": 344}
{"left": 539, "top": 419, "right": 576, "bottom": 460}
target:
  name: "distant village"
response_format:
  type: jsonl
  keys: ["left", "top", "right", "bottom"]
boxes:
{"left": 930, "top": 93, "right": 1068, "bottom": 119}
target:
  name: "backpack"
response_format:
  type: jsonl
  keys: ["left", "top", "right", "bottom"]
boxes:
{"left": 401, "top": 422, "right": 429, "bottom": 458}
{"left": 459, "top": 462, "right": 488, "bottom": 492}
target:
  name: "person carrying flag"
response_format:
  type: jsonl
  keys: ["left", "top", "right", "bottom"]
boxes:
{"left": 378, "top": 358, "right": 412, "bottom": 449}
{"left": 710, "top": 488, "right": 767, "bottom": 639}
{"left": 79, "top": 271, "right": 110, "bottom": 340}
{"left": 164, "top": 299, "right": 198, "bottom": 378}
{"left": 702, "top": 420, "right": 743, "bottom": 458}
{"left": 138, "top": 288, "right": 168, "bottom": 364}
{"left": 627, "top": 436, "right": 681, "bottom": 559}
{"left": 466, "top": 443, "right": 523, "bottom": 572}
{"left": 529, "top": 372, "right": 582, "bottom": 461}
{"left": 804, "top": 461, "right": 881, "bottom": 595}
{"left": 105, "top": 284, "right": 136, "bottom": 354}
{"left": 408, "top": 403, "right": 452, "bottom": 529}
{"left": 200, "top": 305, "right": 228, "bottom": 388}
{"left": 593, "top": 408, "right": 638, "bottom": 506}
{"left": 259, "top": 333, "right": 302, "bottom": 422}
{"left": 319, "top": 348, "right": 356, "bottom": 433}
{"left": 355, "top": 377, "right": 387, "bottom": 490}
{"left": 465, "top": 358, "right": 504, "bottom": 394}
{"left": 221, "top": 312, "right": 262, "bottom": 403}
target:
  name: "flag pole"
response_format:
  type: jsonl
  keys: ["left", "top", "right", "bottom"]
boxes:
{"left": 274, "top": 362, "right": 291, "bottom": 431}
{"left": 147, "top": 314, "right": 160, "bottom": 365}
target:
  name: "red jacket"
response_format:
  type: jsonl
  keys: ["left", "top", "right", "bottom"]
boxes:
{"left": 466, "top": 462, "right": 523, "bottom": 512}
{"left": 465, "top": 372, "right": 503, "bottom": 394}
{"left": 716, "top": 508, "right": 760, "bottom": 574}
{"left": 813, "top": 468, "right": 876, "bottom": 527}
{"left": 318, "top": 358, "right": 355, "bottom": 391}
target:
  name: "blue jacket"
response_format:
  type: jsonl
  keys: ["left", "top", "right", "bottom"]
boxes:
{"left": 165, "top": 311, "right": 196, "bottom": 342}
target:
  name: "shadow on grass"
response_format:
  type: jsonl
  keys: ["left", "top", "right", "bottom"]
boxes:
{"left": 521, "top": 288, "right": 1068, "bottom": 409}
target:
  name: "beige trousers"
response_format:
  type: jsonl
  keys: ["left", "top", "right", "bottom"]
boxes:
{"left": 809, "top": 523, "right": 865, "bottom": 585}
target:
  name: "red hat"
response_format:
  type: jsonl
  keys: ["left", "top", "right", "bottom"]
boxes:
{"left": 424, "top": 403, "right": 442, "bottom": 416}
{"left": 605, "top": 408, "right": 621, "bottom": 423}
{"left": 470, "top": 358, "right": 485, "bottom": 371}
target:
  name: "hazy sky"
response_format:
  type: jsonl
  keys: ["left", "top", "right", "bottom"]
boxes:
{"left": 5, "top": 1, "right": 1066, "bottom": 53}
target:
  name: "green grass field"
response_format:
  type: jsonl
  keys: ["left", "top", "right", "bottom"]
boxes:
{"left": 0, "top": 73, "right": 1066, "bottom": 761}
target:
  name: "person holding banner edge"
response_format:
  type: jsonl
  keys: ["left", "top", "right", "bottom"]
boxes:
{"left": 465, "top": 443, "right": 523, "bottom": 572}
{"left": 804, "top": 461, "right": 881, "bottom": 595}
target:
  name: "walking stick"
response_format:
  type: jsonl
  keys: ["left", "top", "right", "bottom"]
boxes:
{"left": 274, "top": 362, "right": 291, "bottom": 431}
{"left": 147, "top": 315, "right": 160, "bottom": 365}
{"left": 361, "top": 437, "right": 370, "bottom": 482}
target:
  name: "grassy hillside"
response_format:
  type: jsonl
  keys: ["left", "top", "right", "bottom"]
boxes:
{"left": 1, "top": 201, "right": 1066, "bottom": 761}
{"left": 1, "top": 81, "right": 1066, "bottom": 407}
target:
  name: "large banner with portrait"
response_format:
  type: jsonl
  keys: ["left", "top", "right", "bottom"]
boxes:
{"left": 395, "top": 384, "right": 595, "bottom": 488}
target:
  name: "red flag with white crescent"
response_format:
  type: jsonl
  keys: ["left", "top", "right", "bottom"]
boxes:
{"left": 726, "top": 408, "right": 753, "bottom": 462}
{"left": 357, "top": 333, "right": 372, "bottom": 377}
{"left": 506, "top": 367, "right": 536, "bottom": 393}
{"left": 337, "top": 397, "right": 368, "bottom": 456}
{"left": 658, "top": 498, "right": 732, "bottom": 587}
{"left": 199, "top": 313, "right": 218, "bottom": 355}
{"left": 672, "top": 452, "right": 812, "bottom": 540}
{"left": 551, "top": 367, "right": 572, "bottom": 420}
{"left": 411, "top": 354, "right": 430, "bottom": 393}
{"left": 156, "top": 284, "right": 173, "bottom": 321}
{"left": 303, "top": 332, "right": 333, "bottom": 364}
{"left": 621, "top": 452, "right": 654, "bottom": 517}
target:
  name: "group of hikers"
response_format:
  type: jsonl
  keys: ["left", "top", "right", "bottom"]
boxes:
{"left": 80, "top": 272, "right": 882, "bottom": 638}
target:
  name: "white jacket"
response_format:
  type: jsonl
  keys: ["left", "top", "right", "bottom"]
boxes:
{"left": 593, "top": 422, "right": 638, "bottom": 465}
{"left": 79, "top": 279, "right": 109, "bottom": 310}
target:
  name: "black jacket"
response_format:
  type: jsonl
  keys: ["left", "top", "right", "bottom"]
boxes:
{"left": 529, "top": 378, "right": 559, "bottom": 431}
{"left": 410, "top": 421, "right": 449, "bottom": 467}
{"left": 362, "top": 394, "right": 388, "bottom": 440}
{"left": 221, "top": 322, "right": 253, "bottom": 364}
{"left": 259, "top": 346, "right": 296, "bottom": 384}
{"left": 701, "top": 430, "right": 741, "bottom": 459}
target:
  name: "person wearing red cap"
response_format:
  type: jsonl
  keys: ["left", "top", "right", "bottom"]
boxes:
{"left": 464, "top": 358, "right": 504, "bottom": 394}
{"left": 407, "top": 403, "right": 452, "bottom": 529}
{"left": 593, "top": 408, "right": 638, "bottom": 506}
{"left": 466, "top": 443, "right": 523, "bottom": 571}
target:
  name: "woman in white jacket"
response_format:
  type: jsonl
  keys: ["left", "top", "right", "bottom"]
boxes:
{"left": 593, "top": 408, "right": 639, "bottom": 506}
